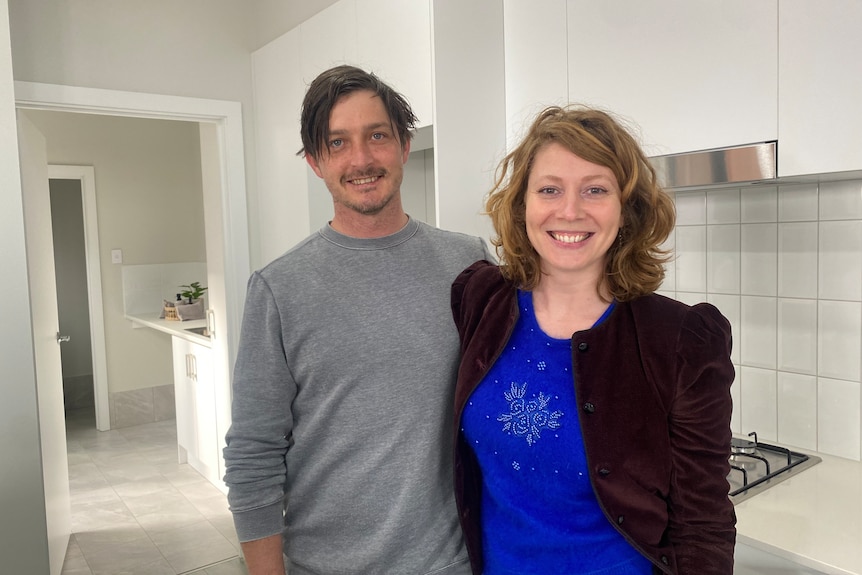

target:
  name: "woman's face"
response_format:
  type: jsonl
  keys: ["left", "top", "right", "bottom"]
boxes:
{"left": 525, "top": 142, "right": 623, "bottom": 285}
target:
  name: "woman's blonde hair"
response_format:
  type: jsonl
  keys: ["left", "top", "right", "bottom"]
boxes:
{"left": 486, "top": 106, "right": 676, "bottom": 301}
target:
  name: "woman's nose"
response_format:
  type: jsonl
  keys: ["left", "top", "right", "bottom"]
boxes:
{"left": 560, "top": 192, "right": 583, "bottom": 219}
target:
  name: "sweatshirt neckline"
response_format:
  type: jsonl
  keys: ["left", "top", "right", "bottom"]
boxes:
{"left": 318, "top": 217, "right": 420, "bottom": 250}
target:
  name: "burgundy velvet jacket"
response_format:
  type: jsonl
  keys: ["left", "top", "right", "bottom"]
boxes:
{"left": 451, "top": 261, "right": 736, "bottom": 575}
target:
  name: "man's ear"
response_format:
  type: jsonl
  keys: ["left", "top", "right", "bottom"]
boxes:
{"left": 306, "top": 152, "right": 324, "bottom": 178}
{"left": 401, "top": 138, "right": 411, "bottom": 165}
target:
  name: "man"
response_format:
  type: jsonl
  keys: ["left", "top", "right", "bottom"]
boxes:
{"left": 223, "top": 65, "right": 487, "bottom": 575}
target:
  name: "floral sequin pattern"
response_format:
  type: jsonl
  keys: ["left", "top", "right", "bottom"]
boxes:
{"left": 498, "top": 382, "right": 563, "bottom": 446}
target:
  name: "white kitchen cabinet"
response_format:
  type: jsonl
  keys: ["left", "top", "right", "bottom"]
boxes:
{"left": 503, "top": 0, "right": 568, "bottom": 151}
{"left": 564, "top": 0, "right": 778, "bottom": 157}
{"left": 778, "top": 0, "right": 862, "bottom": 177}
{"left": 172, "top": 336, "right": 220, "bottom": 488}
{"left": 299, "top": 0, "right": 433, "bottom": 128}
{"left": 355, "top": 0, "right": 433, "bottom": 128}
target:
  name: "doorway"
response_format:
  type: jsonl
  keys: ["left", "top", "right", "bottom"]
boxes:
{"left": 16, "top": 82, "right": 250, "bottom": 444}
{"left": 48, "top": 166, "right": 110, "bottom": 430}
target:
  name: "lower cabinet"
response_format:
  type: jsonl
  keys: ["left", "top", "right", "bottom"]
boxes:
{"left": 171, "top": 336, "right": 220, "bottom": 488}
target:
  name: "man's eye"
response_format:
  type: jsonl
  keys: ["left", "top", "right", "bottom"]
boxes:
{"left": 329, "top": 139, "right": 343, "bottom": 148}
{"left": 371, "top": 132, "right": 384, "bottom": 140}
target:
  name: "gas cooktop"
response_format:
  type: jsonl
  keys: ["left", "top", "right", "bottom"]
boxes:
{"left": 727, "top": 432, "right": 821, "bottom": 505}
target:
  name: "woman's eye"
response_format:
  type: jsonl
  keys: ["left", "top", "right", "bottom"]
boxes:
{"left": 538, "top": 187, "right": 559, "bottom": 195}
{"left": 585, "top": 186, "right": 607, "bottom": 196}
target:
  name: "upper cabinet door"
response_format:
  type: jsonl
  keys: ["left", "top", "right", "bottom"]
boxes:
{"left": 778, "top": 0, "right": 862, "bottom": 177}
{"left": 299, "top": 0, "right": 358, "bottom": 83}
{"left": 503, "top": 0, "right": 569, "bottom": 152}
{"left": 565, "top": 0, "right": 778, "bottom": 157}
{"left": 355, "top": 0, "right": 433, "bottom": 128}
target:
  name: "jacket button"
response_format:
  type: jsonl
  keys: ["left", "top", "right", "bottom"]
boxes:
{"left": 617, "top": 515, "right": 624, "bottom": 525}
{"left": 583, "top": 402, "right": 595, "bottom": 413}
{"left": 578, "top": 342, "right": 588, "bottom": 351}
{"left": 661, "top": 555, "right": 669, "bottom": 565}
{"left": 598, "top": 467, "right": 611, "bottom": 476}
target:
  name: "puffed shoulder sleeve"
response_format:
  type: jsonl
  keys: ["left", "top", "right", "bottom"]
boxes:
{"left": 451, "top": 260, "right": 493, "bottom": 335}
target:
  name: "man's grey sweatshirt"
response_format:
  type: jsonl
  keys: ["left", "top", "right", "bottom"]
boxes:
{"left": 223, "top": 219, "right": 488, "bottom": 575}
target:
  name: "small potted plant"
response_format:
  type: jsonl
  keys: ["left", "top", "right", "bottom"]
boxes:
{"left": 179, "top": 282, "right": 208, "bottom": 304}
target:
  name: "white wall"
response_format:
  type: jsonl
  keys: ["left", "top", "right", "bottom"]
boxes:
{"left": 251, "top": 0, "right": 340, "bottom": 50}
{"left": 7, "top": 0, "right": 262, "bottom": 264}
{"left": 25, "top": 110, "right": 207, "bottom": 395}
{"left": 0, "top": 0, "right": 51, "bottom": 569}
{"left": 431, "top": 0, "right": 506, "bottom": 241}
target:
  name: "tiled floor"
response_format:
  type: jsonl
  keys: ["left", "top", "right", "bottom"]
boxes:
{"left": 61, "top": 407, "right": 249, "bottom": 575}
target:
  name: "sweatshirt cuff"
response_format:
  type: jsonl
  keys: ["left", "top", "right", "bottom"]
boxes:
{"left": 230, "top": 499, "right": 285, "bottom": 543}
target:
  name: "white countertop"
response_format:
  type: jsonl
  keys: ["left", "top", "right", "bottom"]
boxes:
{"left": 735, "top": 450, "right": 862, "bottom": 574}
{"left": 125, "top": 313, "right": 212, "bottom": 347}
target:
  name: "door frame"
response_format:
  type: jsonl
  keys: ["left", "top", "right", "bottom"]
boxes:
{"left": 15, "top": 82, "right": 250, "bottom": 431}
{"left": 48, "top": 165, "right": 110, "bottom": 430}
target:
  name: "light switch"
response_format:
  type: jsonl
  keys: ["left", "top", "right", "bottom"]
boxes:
{"left": 111, "top": 249, "right": 123, "bottom": 264}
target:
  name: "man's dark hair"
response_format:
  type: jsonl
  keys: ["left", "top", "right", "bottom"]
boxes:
{"left": 298, "top": 65, "right": 418, "bottom": 160}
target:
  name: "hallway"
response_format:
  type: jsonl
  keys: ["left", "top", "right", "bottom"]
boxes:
{"left": 60, "top": 408, "right": 248, "bottom": 574}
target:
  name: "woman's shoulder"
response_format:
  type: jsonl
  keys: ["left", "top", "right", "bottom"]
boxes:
{"left": 452, "top": 260, "right": 510, "bottom": 296}
{"left": 628, "top": 294, "right": 731, "bottom": 346}
{"left": 451, "top": 260, "right": 514, "bottom": 319}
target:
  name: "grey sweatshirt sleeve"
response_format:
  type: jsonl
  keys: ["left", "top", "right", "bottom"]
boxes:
{"left": 223, "top": 271, "right": 294, "bottom": 543}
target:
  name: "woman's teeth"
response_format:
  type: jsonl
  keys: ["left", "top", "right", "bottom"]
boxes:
{"left": 551, "top": 232, "right": 590, "bottom": 243}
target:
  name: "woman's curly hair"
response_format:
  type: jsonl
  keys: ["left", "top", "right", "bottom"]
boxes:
{"left": 486, "top": 106, "right": 675, "bottom": 301}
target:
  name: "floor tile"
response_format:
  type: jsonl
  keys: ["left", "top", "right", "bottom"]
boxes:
{"left": 62, "top": 408, "right": 240, "bottom": 574}
{"left": 151, "top": 520, "right": 237, "bottom": 574}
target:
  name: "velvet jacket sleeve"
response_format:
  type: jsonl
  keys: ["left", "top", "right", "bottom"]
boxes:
{"left": 660, "top": 303, "right": 737, "bottom": 572}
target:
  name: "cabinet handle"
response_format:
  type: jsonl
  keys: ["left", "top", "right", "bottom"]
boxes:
{"left": 206, "top": 309, "right": 216, "bottom": 338}
{"left": 190, "top": 354, "right": 197, "bottom": 381}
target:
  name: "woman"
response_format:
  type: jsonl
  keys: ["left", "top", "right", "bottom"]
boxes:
{"left": 451, "top": 106, "right": 735, "bottom": 575}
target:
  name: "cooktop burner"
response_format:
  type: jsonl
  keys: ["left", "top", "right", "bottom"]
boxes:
{"left": 727, "top": 432, "right": 821, "bottom": 505}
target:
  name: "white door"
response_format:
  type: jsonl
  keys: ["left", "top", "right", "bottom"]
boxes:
{"left": 18, "top": 110, "right": 71, "bottom": 575}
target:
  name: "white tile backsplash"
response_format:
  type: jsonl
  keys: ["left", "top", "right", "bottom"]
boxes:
{"left": 741, "top": 186, "right": 777, "bottom": 223}
{"left": 672, "top": 179, "right": 862, "bottom": 461}
{"left": 818, "top": 220, "right": 862, "bottom": 301}
{"left": 707, "top": 189, "right": 740, "bottom": 224}
{"left": 777, "top": 298, "right": 818, "bottom": 375}
{"left": 740, "top": 296, "right": 777, "bottom": 370}
{"left": 741, "top": 223, "right": 777, "bottom": 296}
{"left": 121, "top": 263, "right": 207, "bottom": 315}
{"left": 675, "top": 191, "right": 706, "bottom": 225}
{"left": 740, "top": 366, "right": 778, "bottom": 441}
{"left": 777, "top": 372, "right": 817, "bottom": 451}
{"left": 819, "top": 180, "right": 862, "bottom": 221}
{"left": 817, "top": 377, "right": 861, "bottom": 460}
{"left": 676, "top": 226, "right": 707, "bottom": 292}
{"left": 778, "top": 222, "right": 818, "bottom": 299}
{"left": 778, "top": 183, "right": 818, "bottom": 222}
{"left": 817, "top": 300, "right": 862, "bottom": 382}
{"left": 707, "top": 225, "right": 740, "bottom": 294}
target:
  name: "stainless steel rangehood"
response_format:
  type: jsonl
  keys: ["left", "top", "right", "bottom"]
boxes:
{"left": 650, "top": 141, "right": 776, "bottom": 190}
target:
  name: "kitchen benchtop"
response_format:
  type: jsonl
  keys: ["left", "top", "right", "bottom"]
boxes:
{"left": 125, "top": 313, "right": 212, "bottom": 347}
{"left": 734, "top": 450, "right": 862, "bottom": 574}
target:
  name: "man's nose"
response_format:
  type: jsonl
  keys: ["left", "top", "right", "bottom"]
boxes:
{"left": 350, "top": 140, "right": 373, "bottom": 166}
